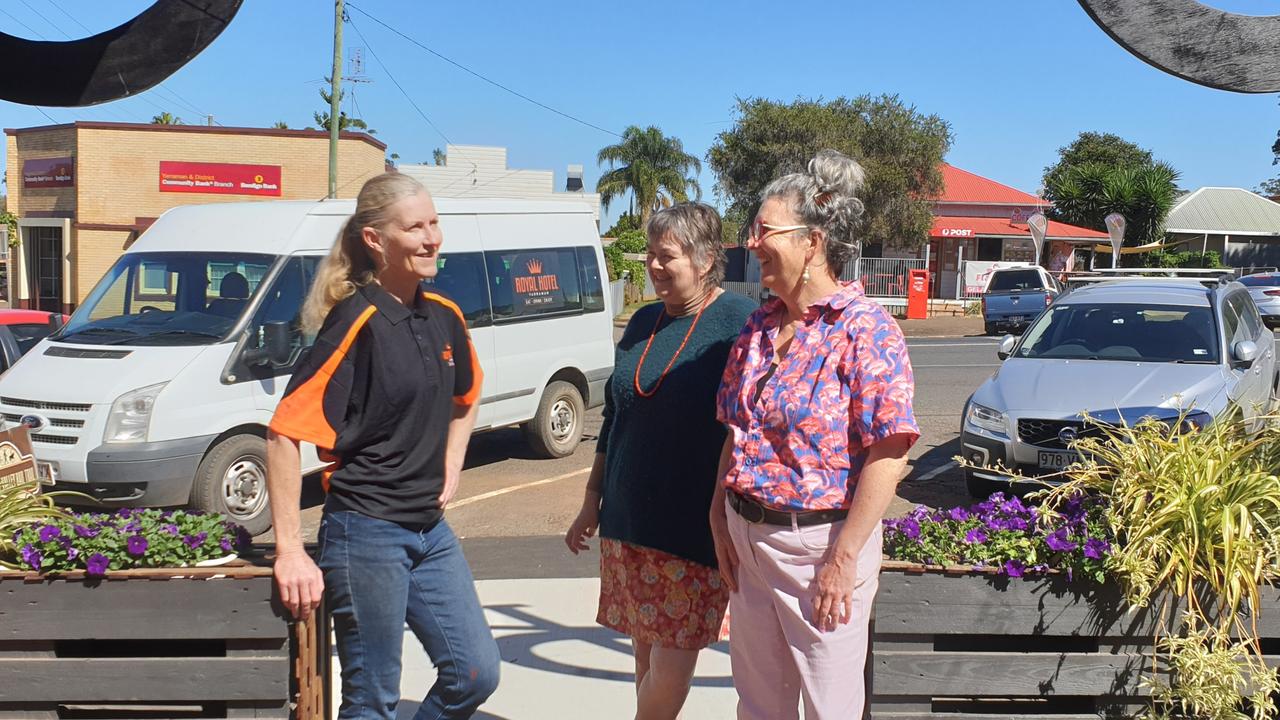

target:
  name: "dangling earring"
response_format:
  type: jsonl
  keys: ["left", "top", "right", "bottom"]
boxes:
{"left": 802, "top": 266, "right": 811, "bottom": 284}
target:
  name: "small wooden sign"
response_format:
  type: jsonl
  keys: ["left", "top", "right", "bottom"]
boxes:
{"left": 0, "top": 426, "right": 39, "bottom": 493}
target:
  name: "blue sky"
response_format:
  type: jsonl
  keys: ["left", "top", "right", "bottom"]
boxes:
{"left": 4, "top": 0, "right": 1280, "bottom": 228}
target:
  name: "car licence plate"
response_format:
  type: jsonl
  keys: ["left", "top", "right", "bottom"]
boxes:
{"left": 36, "top": 461, "right": 57, "bottom": 486}
{"left": 1008, "top": 315, "right": 1027, "bottom": 324}
{"left": 1038, "top": 451, "right": 1076, "bottom": 470}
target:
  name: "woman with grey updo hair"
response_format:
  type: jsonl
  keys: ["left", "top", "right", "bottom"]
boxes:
{"left": 710, "top": 150, "right": 919, "bottom": 718}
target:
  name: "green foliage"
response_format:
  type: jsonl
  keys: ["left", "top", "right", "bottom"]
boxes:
{"left": 150, "top": 112, "right": 183, "bottom": 125}
{"left": 315, "top": 79, "right": 372, "bottom": 133}
{"left": 13, "top": 508, "right": 251, "bottom": 574}
{"left": 603, "top": 229, "right": 646, "bottom": 286}
{"left": 0, "top": 209, "right": 16, "bottom": 249}
{"left": 1045, "top": 161, "right": 1180, "bottom": 246}
{"left": 596, "top": 126, "right": 702, "bottom": 226}
{"left": 271, "top": 120, "right": 289, "bottom": 129}
{"left": 612, "top": 229, "right": 647, "bottom": 253}
{"left": 1140, "top": 249, "right": 1223, "bottom": 269}
{"left": 1036, "top": 414, "right": 1280, "bottom": 720}
{"left": 1042, "top": 131, "right": 1154, "bottom": 192}
{"left": 1256, "top": 177, "right": 1280, "bottom": 198}
{"left": 431, "top": 148, "right": 446, "bottom": 166}
{"left": 707, "top": 95, "right": 952, "bottom": 251}
{"left": 0, "top": 482, "right": 72, "bottom": 569}
{"left": 604, "top": 212, "right": 642, "bottom": 238}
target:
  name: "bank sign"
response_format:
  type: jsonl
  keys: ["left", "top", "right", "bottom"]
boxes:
{"left": 158, "top": 161, "right": 282, "bottom": 196}
{"left": 22, "top": 157, "right": 74, "bottom": 188}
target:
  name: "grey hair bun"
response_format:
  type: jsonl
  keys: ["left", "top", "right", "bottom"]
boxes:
{"left": 761, "top": 149, "right": 867, "bottom": 276}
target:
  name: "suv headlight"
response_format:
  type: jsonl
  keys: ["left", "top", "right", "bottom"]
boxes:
{"left": 104, "top": 383, "right": 166, "bottom": 444}
{"left": 966, "top": 402, "right": 1008, "bottom": 434}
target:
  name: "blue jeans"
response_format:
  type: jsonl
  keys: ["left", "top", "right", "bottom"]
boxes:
{"left": 319, "top": 510, "right": 500, "bottom": 720}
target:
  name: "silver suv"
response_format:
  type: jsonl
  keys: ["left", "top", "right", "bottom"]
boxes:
{"left": 960, "top": 277, "right": 1277, "bottom": 497}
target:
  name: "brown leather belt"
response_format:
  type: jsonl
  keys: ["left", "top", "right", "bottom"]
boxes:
{"left": 727, "top": 490, "right": 848, "bottom": 527}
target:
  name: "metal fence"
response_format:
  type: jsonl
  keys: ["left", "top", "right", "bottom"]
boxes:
{"left": 844, "top": 257, "right": 925, "bottom": 298}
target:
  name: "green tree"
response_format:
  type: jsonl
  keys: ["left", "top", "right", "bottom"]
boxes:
{"left": 1046, "top": 161, "right": 1180, "bottom": 247}
{"left": 150, "top": 112, "right": 183, "bottom": 125}
{"left": 1257, "top": 176, "right": 1280, "bottom": 198}
{"left": 1041, "top": 131, "right": 1153, "bottom": 192}
{"left": 603, "top": 212, "right": 641, "bottom": 238}
{"left": 432, "top": 148, "right": 446, "bottom": 166}
{"left": 707, "top": 95, "right": 952, "bottom": 251}
{"left": 313, "top": 79, "right": 372, "bottom": 134}
{"left": 271, "top": 120, "right": 289, "bottom": 129}
{"left": 596, "top": 126, "right": 702, "bottom": 227}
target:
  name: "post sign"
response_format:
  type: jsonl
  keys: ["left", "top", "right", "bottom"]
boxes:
{"left": 22, "top": 157, "right": 74, "bottom": 188}
{"left": 158, "top": 161, "right": 282, "bottom": 196}
{"left": 510, "top": 252, "right": 566, "bottom": 313}
{"left": 0, "top": 426, "right": 39, "bottom": 493}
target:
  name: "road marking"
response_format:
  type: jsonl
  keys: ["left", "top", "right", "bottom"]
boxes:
{"left": 449, "top": 467, "right": 591, "bottom": 509}
{"left": 912, "top": 460, "right": 957, "bottom": 482}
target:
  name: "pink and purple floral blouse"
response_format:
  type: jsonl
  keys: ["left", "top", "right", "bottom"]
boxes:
{"left": 716, "top": 282, "right": 920, "bottom": 511}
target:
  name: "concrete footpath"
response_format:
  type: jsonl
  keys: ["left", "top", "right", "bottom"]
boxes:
{"left": 336, "top": 577, "right": 737, "bottom": 719}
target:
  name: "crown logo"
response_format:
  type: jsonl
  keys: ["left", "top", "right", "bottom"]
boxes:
{"left": 526, "top": 258, "right": 543, "bottom": 274}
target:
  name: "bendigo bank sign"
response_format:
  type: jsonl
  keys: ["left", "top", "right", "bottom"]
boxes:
{"left": 22, "top": 157, "right": 74, "bottom": 188}
{"left": 159, "top": 161, "right": 282, "bottom": 196}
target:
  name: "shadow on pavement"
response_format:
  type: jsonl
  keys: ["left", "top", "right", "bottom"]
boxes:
{"left": 899, "top": 437, "right": 967, "bottom": 510}
{"left": 395, "top": 700, "right": 513, "bottom": 720}
{"left": 486, "top": 604, "right": 733, "bottom": 689}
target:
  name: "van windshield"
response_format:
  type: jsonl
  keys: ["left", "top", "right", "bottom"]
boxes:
{"left": 55, "top": 251, "right": 276, "bottom": 346}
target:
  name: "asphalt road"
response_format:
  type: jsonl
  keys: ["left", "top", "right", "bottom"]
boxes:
{"left": 262, "top": 333, "right": 1005, "bottom": 576}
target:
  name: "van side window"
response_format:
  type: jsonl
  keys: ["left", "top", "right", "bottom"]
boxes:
{"left": 576, "top": 247, "right": 605, "bottom": 313}
{"left": 246, "top": 256, "right": 321, "bottom": 365}
{"left": 486, "top": 248, "right": 584, "bottom": 322}
{"left": 423, "top": 252, "right": 492, "bottom": 328}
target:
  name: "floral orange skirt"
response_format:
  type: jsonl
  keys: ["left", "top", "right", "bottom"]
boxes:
{"left": 597, "top": 538, "right": 730, "bottom": 650}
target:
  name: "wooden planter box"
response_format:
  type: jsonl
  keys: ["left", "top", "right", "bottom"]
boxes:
{"left": 0, "top": 557, "right": 330, "bottom": 720}
{"left": 871, "top": 561, "right": 1280, "bottom": 719}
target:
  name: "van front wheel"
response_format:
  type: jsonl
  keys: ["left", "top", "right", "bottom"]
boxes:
{"left": 524, "top": 381, "right": 584, "bottom": 458}
{"left": 190, "top": 434, "right": 272, "bottom": 536}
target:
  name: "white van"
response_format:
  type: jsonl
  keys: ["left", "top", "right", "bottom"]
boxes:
{"left": 0, "top": 198, "right": 614, "bottom": 534}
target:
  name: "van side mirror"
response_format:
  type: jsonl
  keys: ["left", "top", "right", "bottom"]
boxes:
{"left": 245, "top": 322, "right": 294, "bottom": 367}
{"left": 1233, "top": 339, "right": 1259, "bottom": 367}
{"left": 997, "top": 334, "right": 1018, "bottom": 361}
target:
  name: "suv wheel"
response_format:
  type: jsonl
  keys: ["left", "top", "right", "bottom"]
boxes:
{"left": 523, "top": 380, "right": 584, "bottom": 458}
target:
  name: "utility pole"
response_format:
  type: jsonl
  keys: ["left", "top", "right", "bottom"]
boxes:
{"left": 328, "top": 0, "right": 344, "bottom": 199}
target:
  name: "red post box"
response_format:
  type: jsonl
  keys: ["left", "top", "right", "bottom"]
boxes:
{"left": 906, "top": 268, "right": 929, "bottom": 320}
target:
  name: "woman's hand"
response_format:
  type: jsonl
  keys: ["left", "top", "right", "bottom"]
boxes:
{"left": 275, "top": 548, "right": 324, "bottom": 621}
{"left": 564, "top": 492, "right": 601, "bottom": 554}
{"left": 811, "top": 553, "right": 857, "bottom": 632}
{"left": 709, "top": 496, "right": 739, "bottom": 592}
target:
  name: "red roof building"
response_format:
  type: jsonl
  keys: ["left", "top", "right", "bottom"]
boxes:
{"left": 886, "top": 164, "right": 1106, "bottom": 298}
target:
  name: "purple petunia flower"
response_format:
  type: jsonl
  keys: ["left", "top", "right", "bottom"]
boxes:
{"left": 234, "top": 525, "right": 252, "bottom": 549}
{"left": 20, "top": 543, "right": 42, "bottom": 569}
{"left": 1084, "top": 538, "right": 1110, "bottom": 560}
{"left": 948, "top": 507, "right": 970, "bottom": 522}
{"left": 66, "top": 546, "right": 79, "bottom": 561}
{"left": 182, "top": 531, "right": 209, "bottom": 549}
{"left": 220, "top": 538, "right": 234, "bottom": 554}
{"left": 37, "top": 525, "right": 61, "bottom": 542}
{"left": 162, "top": 524, "right": 180, "bottom": 536}
{"left": 1004, "top": 559, "right": 1025, "bottom": 577}
{"left": 1045, "top": 529, "right": 1078, "bottom": 552}
{"left": 122, "top": 521, "right": 141, "bottom": 534}
{"left": 1005, "top": 517, "right": 1029, "bottom": 531}
{"left": 73, "top": 524, "right": 98, "bottom": 539}
{"left": 126, "top": 535, "right": 148, "bottom": 556}
{"left": 85, "top": 553, "right": 109, "bottom": 576}
{"left": 899, "top": 518, "right": 921, "bottom": 541}
{"left": 964, "top": 528, "right": 988, "bottom": 544}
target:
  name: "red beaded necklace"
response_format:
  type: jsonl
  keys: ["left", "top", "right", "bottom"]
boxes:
{"left": 633, "top": 294, "right": 714, "bottom": 398}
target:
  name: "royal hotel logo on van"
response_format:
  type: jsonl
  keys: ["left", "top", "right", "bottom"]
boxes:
{"left": 514, "top": 258, "right": 561, "bottom": 294}
{"left": 158, "top": 161, "right": 282, "bottom": 197}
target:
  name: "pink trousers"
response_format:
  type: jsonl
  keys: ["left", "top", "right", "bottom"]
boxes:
{"left": 725, "top": 497, "right": 881, "bottom": 720}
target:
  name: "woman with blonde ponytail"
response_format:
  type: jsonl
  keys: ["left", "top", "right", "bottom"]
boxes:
{"left": 266, "top": 172, "right": 500, "bottom": 720}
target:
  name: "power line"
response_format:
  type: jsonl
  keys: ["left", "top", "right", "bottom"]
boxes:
{"left": 34, "top": 107, "right": 58, "bottom": 124}
{"left": 346, "top": 16, "right": 453, "bottom": 147}
{"left": 0, "top": 7, "right": 46, "bottom": 39}
{"left": 345, "top": 2, "right": 620, "bottom": 139}
{"left": 43, "top": 0, "right": 91, "bottom": 33}
{"left": 19, "top": 0, "right": 67, "bottom": 37}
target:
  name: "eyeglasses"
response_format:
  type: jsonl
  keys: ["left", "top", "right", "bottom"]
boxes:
{"left": 748, "top": 218, "right": 809, "bottom": 242}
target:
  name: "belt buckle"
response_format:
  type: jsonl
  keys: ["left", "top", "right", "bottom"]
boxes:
{"left": 738, "top": 495, "right": 766, "bottom": 524}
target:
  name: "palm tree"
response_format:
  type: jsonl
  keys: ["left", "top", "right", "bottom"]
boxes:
{"left": 150, "top": 112, "right": 183, "bottom": 125}
{"left": 596, "top": 126, "right": 702, "bottom": 226}
{"left": 1047, "top": 161, "right": 1180, "bottom": 246}
{"left": 271, "top": 120, "right": 289, "bottom": 129}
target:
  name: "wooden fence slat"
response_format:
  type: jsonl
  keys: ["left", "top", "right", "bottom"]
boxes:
{"left": 873, "top": 649, "right": 1149, "bottom": 697}
{"left": 0, "top": 657, "right": 289, "bottom": 702}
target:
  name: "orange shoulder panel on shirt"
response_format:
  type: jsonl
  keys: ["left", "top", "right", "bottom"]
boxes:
{"left": 421, "top": 291, "right": 484, "bottom": 406}
{"left": 268, "top": 305, "right": 376, "bottom": 449}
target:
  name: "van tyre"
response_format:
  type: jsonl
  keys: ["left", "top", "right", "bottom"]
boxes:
{"left": 190, "top": 434, "right": 272, "bottom": 536}
{"left": 524, "top": 380, "right": 584, "bottom": 458}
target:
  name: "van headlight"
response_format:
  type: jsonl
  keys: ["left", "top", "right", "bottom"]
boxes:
{"left": 104, "top": 383, "right": 166, "bottom": 444}
{"left": 966, "top": 402, "right": 1008, "bottom": 434}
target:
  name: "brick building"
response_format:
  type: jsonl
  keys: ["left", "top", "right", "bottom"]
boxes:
{"left": 4, "top": 121, "right": 386, "bottom": 312}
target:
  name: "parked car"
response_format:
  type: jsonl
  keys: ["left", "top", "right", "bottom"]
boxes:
{"left": 961, "top": 277, "right": 1276, "bottom": 498}
{"left": 1238, "top": 272, "right": 1280, "bottom": 329}
{"left": 0, "top": 309, "right": 68, "bottom": 373}
{"left": 981, "top": 266, "right": 1060, "bottom": 335}
{"left": 0, "top": 198, "right": 613, "bottom": 534}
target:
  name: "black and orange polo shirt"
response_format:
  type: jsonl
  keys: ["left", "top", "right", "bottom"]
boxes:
{"left": 268, "top": 282, "right": 482, "bottom": 527}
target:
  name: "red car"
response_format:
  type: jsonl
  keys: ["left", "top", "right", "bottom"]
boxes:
{"left": 0, "top": 309, "right": 68, "bottom": 373}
